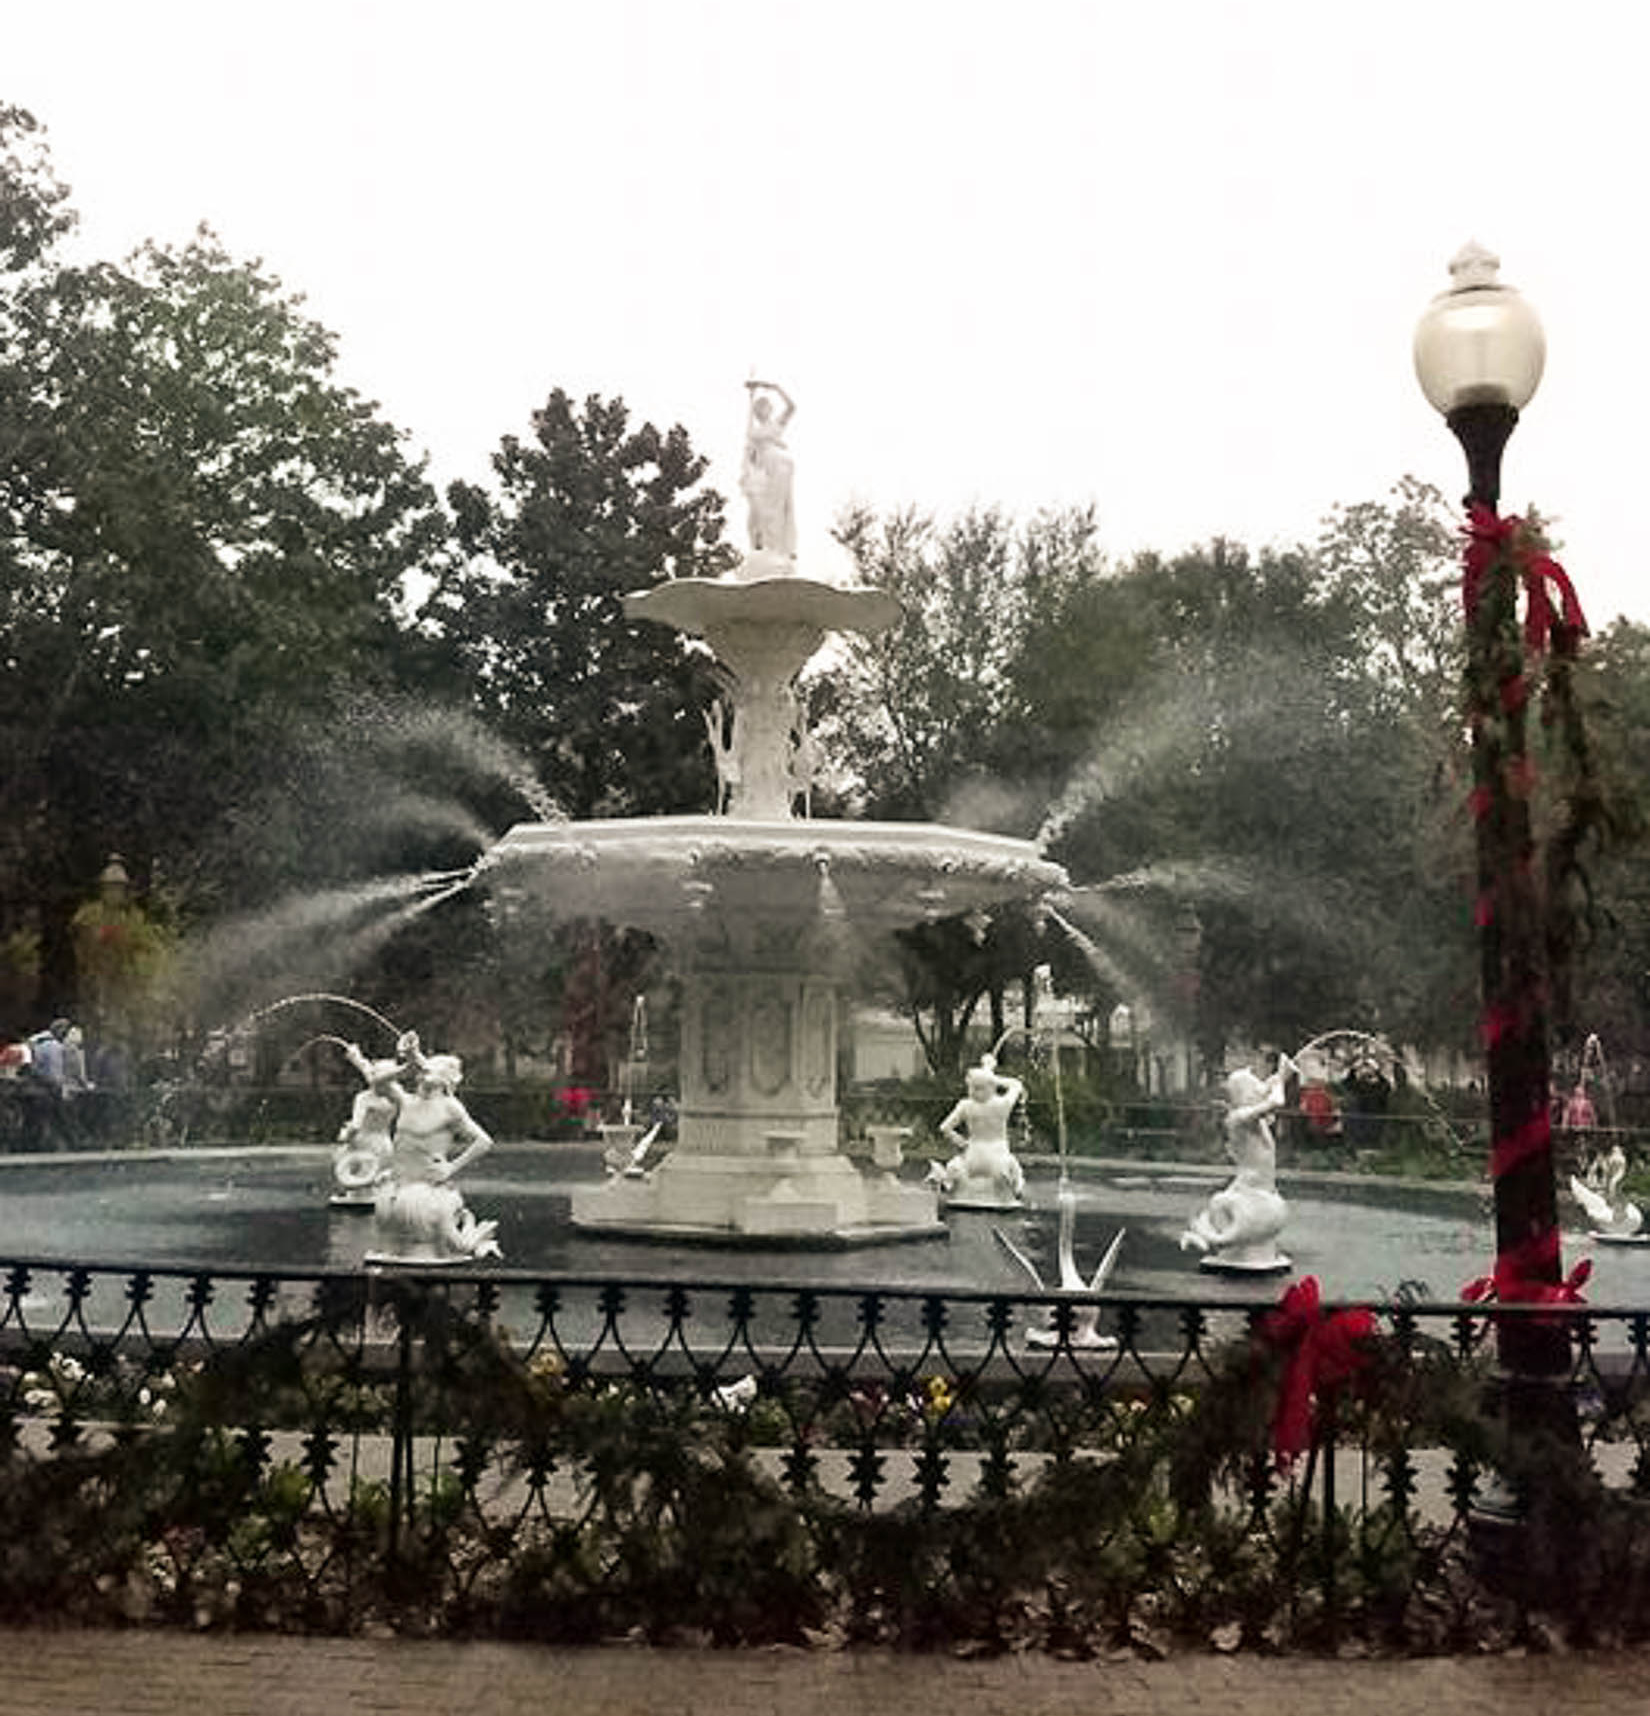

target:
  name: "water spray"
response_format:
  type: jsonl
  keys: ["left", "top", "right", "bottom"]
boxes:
{"left": 241, "top": 993, "right": 402, "bottom": 1042}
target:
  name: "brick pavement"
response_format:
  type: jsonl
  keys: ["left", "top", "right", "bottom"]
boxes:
{"left": 4, "top": 1631, "right": 1650, "bottom": 1715}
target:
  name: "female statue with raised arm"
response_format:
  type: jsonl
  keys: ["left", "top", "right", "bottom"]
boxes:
{"left": 740, "top": 379, "right": 797, "bottom": 560}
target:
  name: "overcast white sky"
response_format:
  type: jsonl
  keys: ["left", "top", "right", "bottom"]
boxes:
{"left": 10, "top": 1, "right": 1650, "bottom": 621}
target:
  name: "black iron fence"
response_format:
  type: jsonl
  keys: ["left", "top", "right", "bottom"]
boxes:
{"left": 5, "top": 1259, "right": 1650, "bottom": 1651}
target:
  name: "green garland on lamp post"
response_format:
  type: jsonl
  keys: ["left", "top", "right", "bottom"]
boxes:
{"left": 1414, "top": 247, "right": 1588, "bottom": 1466}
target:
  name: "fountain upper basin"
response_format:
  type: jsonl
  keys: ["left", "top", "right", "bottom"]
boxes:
{"left": 487, "top": 816, "right": 1068, "bottom": 935}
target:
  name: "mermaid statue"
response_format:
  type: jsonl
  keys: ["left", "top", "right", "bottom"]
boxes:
{"left": 367, "top": 1033, "right": 501, "bottom": 1264}
{"left": 1179, "top": 1059, "right": 1292, "bottom": 1273}
{"left": 927, "top": 1054, "right": 1027, "bottom": 1210}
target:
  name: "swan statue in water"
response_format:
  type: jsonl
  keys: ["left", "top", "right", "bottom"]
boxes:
{"left": 1570, "top": 1143, "right": 1645, "bottom": 1241}
{"left": 995, "top": 1178, "right": 1125, "bottom": 1349}
{"left": 1179, "top": 1059, "right": 1292, "bottom": 1273}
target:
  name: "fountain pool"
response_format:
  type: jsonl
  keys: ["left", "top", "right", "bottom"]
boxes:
{"left": 5, "top": 1144, "right": 1640, "bottom": 1310}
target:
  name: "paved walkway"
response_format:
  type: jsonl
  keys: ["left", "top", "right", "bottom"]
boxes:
{"left": 3, "top": 1631, "right": 1650, "bottom": 1715}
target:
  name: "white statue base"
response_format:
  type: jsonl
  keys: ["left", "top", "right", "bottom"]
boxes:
{"left": 572, "top": 1146, "right": 942, "bottom": 1244}
{"left": 938, "top": 1185, "right": 1025, "bottom": 1213}
{"left": 1181, "top": 1185, "right": 1292, "bottom": 1273}
{"left": 1196, "top": 1246, "right": 1293, "bottom": 1275}
{"left": 1024, "top": 1310, "right": 1118, "bottom": 1350}
{"left": 329, "top": 1145, "right": 384, "bottom": 1210}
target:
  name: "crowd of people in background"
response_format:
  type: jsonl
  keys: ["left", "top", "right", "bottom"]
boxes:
{"left": 0, "top": 1016, "right": 131, "bottom": 1150}
{"left": 1281, "top": 1052, "right": 1395, "bottom": 1154}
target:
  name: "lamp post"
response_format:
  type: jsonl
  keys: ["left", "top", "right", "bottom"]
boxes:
{"left": 1413, "top": 244, "right": 1574, "bottom": 1449}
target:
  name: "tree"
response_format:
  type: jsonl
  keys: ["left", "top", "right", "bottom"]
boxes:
{"left": 1016, "top": 522, "right": 1477, "bottom": 1065}
{"left": 823, "top": 505, "right": 1117, "bottom": 1071}
{"left": 1316, "top": 475, "right": 1462, "bottom": 720}
{"left": 1, "top": 110, "right": 450, "bottom": 1021}
{"left": 435, "top": 389, "right": 735, "bottom": 820}
{"left": 1541, "top": 618, "right": 1650, "bottom": 1072}
{"left": 430, "top": 391, "right": 735, "bottom": 1081}
{"left": 0, "top": 105, "right": 73, "bottom": 277}
{"left": 826, "top": 504, "right": 1032, "bottom": 824}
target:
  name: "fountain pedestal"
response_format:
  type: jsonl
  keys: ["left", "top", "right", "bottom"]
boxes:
{"left": 571, "top": 959, "right": 939, "bottom": 1242}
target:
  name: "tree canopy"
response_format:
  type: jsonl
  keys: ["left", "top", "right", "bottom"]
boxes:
{"left": 821, "top": 486, "right": 1597, "bottom": 1073}
{"left": 1, "top": 109, "right": 448, "bottom": 1018}
{"left": 433, "top": 389, "right": 735, "bottom": 821}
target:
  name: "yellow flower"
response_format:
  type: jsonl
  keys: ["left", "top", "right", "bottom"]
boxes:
{"left": 923, "top": 1376, "right": 955, "bottom": 1418}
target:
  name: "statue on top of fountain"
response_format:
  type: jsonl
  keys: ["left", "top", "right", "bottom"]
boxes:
{"left": 367, "top": 1032, "right": 501, "bottom": 1263}
{"left": 1179, "top": 1057, "right": 1292, "bottom": 1272}
{"left": 740, "top": 379, "right": 796, "bottom": 568}
{"left": 927, "top": 1054, "right": 1027, "bottom": 1209}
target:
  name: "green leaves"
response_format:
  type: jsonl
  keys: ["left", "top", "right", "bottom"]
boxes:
{"left": 434, "top": 388, "right": 733, "bottom": 821}
{"left": 1, "top": 118, "right": 451, "bottom": 1008}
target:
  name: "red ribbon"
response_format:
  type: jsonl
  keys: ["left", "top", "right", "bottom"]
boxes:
{"left": 1523, "top": 551, "right": 1587, "bottom": 654}
{"left": 1462, "top": 506, "right": 1519, "bottom": 622}
{"left": 1257, "top": 1276, "right": 1377, "bottom": 1470}
{"left": 1487, "top": 1109, "right": 1553, "bottom": 1180}
{"left": 1462, "top": 1254, "right": 1590, "bottom": 1310}
{"left": 1462, "top": 506, "right": 1588, "bottom": 654}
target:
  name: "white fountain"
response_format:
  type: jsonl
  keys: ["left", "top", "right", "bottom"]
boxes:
{"left": 487, "top": 381, "right": 1068, "bottom": 1244}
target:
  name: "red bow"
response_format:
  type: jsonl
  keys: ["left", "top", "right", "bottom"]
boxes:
{"left": 1462, "top": 506, "right": 1588, "bottom": 654}
{"left": 1256, "top": 1276, "right": 1377, "bottom": 1470}
{"left": 1462, "top": 1255, "right": 1591, "bottom": 1309}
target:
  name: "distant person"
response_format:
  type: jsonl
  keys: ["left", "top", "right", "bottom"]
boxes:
{"left": 1560, "top": 1083, "right": 1597, "bottom": 1133}
{"left": 27, "top": 1019, "right": 68, "bottom": 1091}
{"left": 1298, "top": 1081, "right": 1342, "bottom": 1145}
{"left": 0, "top": 1038, "right": 29, "bottom": 1149}
{"left": 1341, "top": 1056, "right": 1391, "bottom": 1152}
{"left": 90, "top": 1038, "right": 131, "bottom": 1093}
{"left": 60, "top": 1024, "right": 96, "bottom": 1144}
{"left": 23, "top": 1018, "right": 75, "bottom": 1149}
{"left": 61, "top": 1025, "right": 91, "bottom": 1093}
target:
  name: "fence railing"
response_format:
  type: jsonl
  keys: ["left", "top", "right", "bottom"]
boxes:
{"left": 5, "top": 1258, "right": 1650, "bottom": 1650}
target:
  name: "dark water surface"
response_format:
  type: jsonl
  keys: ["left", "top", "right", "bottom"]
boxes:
{"left": 2, "top": 1142, "right": 1638, "bottom": 1313}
